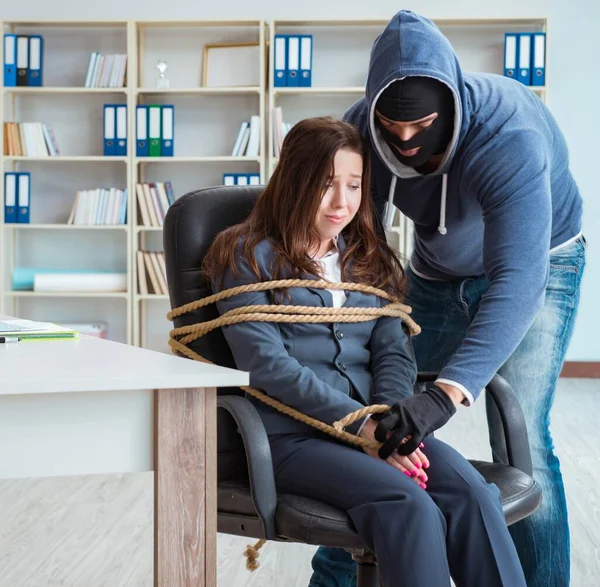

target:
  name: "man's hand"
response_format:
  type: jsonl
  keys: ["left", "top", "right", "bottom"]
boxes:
{"left": 372, "top": 384, "right": 457, "bottom": 459}
{"left": 359, "top": 419, "right": 429, "bottom": 488}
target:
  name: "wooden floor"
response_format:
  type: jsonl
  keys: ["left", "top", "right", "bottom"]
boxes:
{"left": 0, "top": 379, "right": 598, "bottom": 587}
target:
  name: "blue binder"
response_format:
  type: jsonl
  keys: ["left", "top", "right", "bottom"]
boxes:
{"left": 115, "top": 104, "right": 127, "bottom": 156}
{"left": 3, "top": 34, "right": 17, "bottom": 87}
{"left": 503, "top": 33, "right": 518, "bottom": 80}
{"left": 274, "top": 34, "right": 287, "bottom": 87}
{"left": 17, "top": 172, "right": 30, "bottom": 224}
{"left": 136, "top": 105, "right": 149, "bottom": 157}
{"left": 235, "top": 174, "right": 249, "bottom": 186}
{"left": 249, "top": 174, "right": 260, "bottom": 186}
{"left": 161, "top": 105, "right": 174, "bottom": 156}
{"left": 103, "top": 104, "right": 116, "bottom": 156}
{"left": 223, "top": 174, "right": 236, "bottom": 186}
{"left": 4, "top": 172, "right": 18, "bottom": 223}
{"left": 286, "top": 35, "right": 300, "bottom": 87}
{"left": 531, "top": 33, "right": 546, "bottom": 87}
{"left": 299, "top": 35, "right": 313, "bottom": 87}
{"left": 517, "top": 33, "right": 532, "bottom": 86}
{"left": 28, "top": 35, "right": 43, "bottom": 86}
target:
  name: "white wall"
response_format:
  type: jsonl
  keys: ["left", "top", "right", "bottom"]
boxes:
{"left": 3, "top": 0, "right": 599, "bottom": 361}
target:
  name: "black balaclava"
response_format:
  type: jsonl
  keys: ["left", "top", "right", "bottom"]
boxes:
{"left": 375, "top": 76, "right": 455, "bottom": 169}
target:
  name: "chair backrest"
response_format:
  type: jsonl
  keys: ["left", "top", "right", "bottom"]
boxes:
{"left": 163, "top": 185, "right": 262, "bottom": 483}
{"left": 163, "top": 184, "right": 261, "bottom": 376}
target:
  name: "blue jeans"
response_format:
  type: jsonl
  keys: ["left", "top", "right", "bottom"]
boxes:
{"left": 309, "top": 236, "right": 586, "bottom": 587}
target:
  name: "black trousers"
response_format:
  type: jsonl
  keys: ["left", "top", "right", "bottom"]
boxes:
{"left": 269, "top": 434, "right": 526, "bottom": 587}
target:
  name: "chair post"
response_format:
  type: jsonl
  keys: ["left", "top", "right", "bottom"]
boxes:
{"left": 351, "top": 551, "right": 379, "bottom": 587}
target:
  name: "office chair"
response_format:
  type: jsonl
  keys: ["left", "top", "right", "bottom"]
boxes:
{"left": 163, "top": 185, "right": 542, "bottom": 587}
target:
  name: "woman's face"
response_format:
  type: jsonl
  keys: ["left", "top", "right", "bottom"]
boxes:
{"left": 314, "top": 148, "right": 363, "bottom": 254}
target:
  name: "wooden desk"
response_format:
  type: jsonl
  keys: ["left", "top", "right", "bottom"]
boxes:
{"left": 0, "top": 319, "right": 248, "bottom": 587}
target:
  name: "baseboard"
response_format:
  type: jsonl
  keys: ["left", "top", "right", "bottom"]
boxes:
{"left": 560, "top": 362, "right": 600, "bottom": 378}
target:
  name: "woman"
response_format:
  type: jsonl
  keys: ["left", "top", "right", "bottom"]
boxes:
{"left": 202, "top": 117, "right": 526, "bottom": 587}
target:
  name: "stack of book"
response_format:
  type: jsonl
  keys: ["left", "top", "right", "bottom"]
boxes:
{"left": 271, "top": 107, "right": 292, "bottom": 157}
{"left": 231, "top": 116, "right": 261, "bottom": 157}
{"left": 84, "top": 53, "right": 127, "bottom": 88}
{"left": 137, "top": 250, "right": 168, "bottom": 295}
{"left": 0, "top": 318, "right": 79, "bottom": 341}
{"left": 136, "top": 181, "right": 175, "bottom": 227}
{"left": 3, "top": 122, "right": 60, "bottom": 156}
{"left": 67, "top": 187, "right": 128, "bottom": 226}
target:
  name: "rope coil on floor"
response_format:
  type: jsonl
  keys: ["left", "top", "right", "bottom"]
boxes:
{"left": 166, "top": 278, "right": 421, "bottom": 570}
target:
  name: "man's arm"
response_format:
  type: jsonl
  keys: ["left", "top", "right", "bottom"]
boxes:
{"left": 436, "top": 129, "right": 551, "bottom": 402}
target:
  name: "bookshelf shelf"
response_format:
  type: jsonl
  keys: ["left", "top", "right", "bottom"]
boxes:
{"left": 4, "top": 224, "right": 128, "bottom": 230}
{"left": 136, "top": 294, "right": 169, "bottom": 301}
{"left": 136, "top": 87, "right": 261, "bottom": 95}
{"left": 4, "top": 156, "right": 128, "bottom": 162}
{"left": 274, "top": 86, "right": 365, "bottom": 95}
{"left": 136, "top": 226, "right": 163, "bottom": 232}
{"left": 135, "top": 156, "right": 262, "bottom": 164}
{"left": 6, "top": 291, "right": 129, "bottom": 299}
{"left": 3, "top": 87, "right": 128, "bottom": 94}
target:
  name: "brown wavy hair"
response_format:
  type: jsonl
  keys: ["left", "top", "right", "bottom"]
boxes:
{"left": 202, "top": 116, "right": 407, "bottom": 299}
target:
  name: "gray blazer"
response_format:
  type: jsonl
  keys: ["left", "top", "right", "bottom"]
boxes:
{"left": 214, "top": 235, "right": 417, "bottom": 437}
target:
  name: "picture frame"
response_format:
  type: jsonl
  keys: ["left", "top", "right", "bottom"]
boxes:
{"left": 201, "top": 42, "right": 260, "bottom": 87}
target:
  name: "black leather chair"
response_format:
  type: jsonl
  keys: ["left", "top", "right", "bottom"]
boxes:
{"left": 164, "top": 185, "right": 543, "bottom": 587}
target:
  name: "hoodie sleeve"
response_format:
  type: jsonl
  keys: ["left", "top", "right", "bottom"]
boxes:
{"left": 437, "top": 128, "right": 552, "bottom": 401}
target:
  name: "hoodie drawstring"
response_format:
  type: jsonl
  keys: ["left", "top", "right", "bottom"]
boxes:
{"left": 385, "top": 173, "right": 448, "bottom": 236}
{"left": 438, "top": 174, "right": 448, "bottom": 235}
{"left": 385, "top": 175, "right": 397, "bottom": 229}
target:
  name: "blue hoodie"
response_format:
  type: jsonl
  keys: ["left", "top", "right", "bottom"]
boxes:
{"left": 343, "top": 10, "right": 583, "bottom": 401}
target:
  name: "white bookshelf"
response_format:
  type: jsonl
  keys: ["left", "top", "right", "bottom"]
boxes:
{"left": 131, "top": 19, "right": 267, "bottom": 351}
{"left": 268, "top": 17, "right": 548, "bottom": 258}
{"left": 0, "top": 20, "right": 133, "bottom": 345}
{"left": 0, "top": 16, "right": 548, "bottom": 354}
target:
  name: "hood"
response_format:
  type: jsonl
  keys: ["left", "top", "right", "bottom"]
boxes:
{"left": 366, "top": 10, "right": 469, "bottom": 180}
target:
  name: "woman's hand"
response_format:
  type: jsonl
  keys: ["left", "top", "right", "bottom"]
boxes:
{"left": 359, "top": 418, "right": 429, "bottom": 488}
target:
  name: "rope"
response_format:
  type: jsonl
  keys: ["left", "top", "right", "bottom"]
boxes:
{"left": 166, "top": 278, "right": 421, "bottom": 570}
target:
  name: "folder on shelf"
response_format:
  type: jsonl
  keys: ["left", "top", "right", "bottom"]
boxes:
{"left": 136, "top": 105, "right": 148, "bottom": 157}
{"left": 3, "top": 34, "right": 17, "bottom": 87}
{"left": 531, "top": 32, "right": 546, "bottom": 87}
{"left": 115, "top": 104, "right": 127, "bottom": 156}
{"left": 103, "top": 104, "right": 116, "bottom": 156}
{"left": 17, "top": 172, "right": 30, "bottom": 224}
{"left": 4, "top": 172, "right": 17, "bottom": 223}
{"left": 16, "top": 35, "right": 29, "bottom": 86}
{"left": 274, "top": 34, "right": 287, "bottom": 87}
{"left": 223, "top": 174, "right": 235, "bottom": 186}
{"left": 28, "top": 35, "right": 43, "bottom": 87}
{"left": 517, "top": 33, "right": 532, "bottom": 86}
{"left": 148, "top": 105, "right": 161, "bottom": 157}
{"left": 286, "top": 35, "right": 300, "bottom": 87}
{"left": 249, "top": 174, "right": 260, "bottom": 186}
{"left": 0, "top": 318, "right": 79, "bottom": 341}
{"left": 299, "top": 35, "right": 313, "bottom": 87}
{"left": 236, "top": 175, "right": 248, "bottom": 186}
{"left": 503, "top": 33, "right": 518, "bottom": 80}
{"left": 161, "top": 105, "right": 174, "bottom": 157}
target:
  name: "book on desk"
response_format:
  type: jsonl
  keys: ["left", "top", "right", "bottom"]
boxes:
{"left": 0, "top": 318, "right": 79, "bottom": 340}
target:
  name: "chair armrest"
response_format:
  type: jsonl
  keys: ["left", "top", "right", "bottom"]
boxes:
{"left": 417, "top": 372, "right": 533, "bottom": 476}
{"left": 217, "top": 395, "right": 278, "bottom": 540}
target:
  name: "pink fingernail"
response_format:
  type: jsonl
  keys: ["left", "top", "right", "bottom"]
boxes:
{"left": 423, "top": 462, "right": 430, "bottom": 469}
{"left": 419, "top": 474, "right": 427, "bottom": 482}
{"left": 411, "top": 470, "right": 418, "bottom": 477}
{"left": 415, "top": 462, "right": 421, "bottom": 468}
{"left": 403, "top": 471, "right": 411, "bottom": 477}
{"left": 419, "top": 442, "right": 425, "bottom": 448}
{"left": 420, "top": 483, "right": 427, "bottom": 489}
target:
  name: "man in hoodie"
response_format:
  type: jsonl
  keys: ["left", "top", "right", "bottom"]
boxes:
{"left": 309, "top": 10, "right": 585, "bottom": 587}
